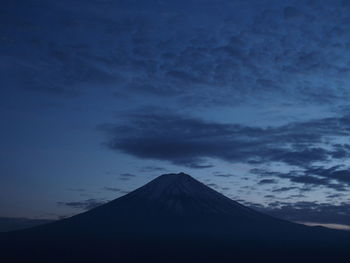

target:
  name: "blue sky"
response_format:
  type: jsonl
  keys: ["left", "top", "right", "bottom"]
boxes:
{"left": 2, "top": 0, "right": 350, "bottom": 228}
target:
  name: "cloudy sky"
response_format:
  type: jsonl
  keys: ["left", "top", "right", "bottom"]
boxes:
{"left": 2, "top": 0, "right": 350, "bottom": 229}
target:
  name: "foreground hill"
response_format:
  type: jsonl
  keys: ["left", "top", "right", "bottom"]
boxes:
{"left": 1, "top": 173, "right": 350, "bottom": 262}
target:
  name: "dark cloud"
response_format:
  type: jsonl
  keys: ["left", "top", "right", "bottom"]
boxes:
{"left": 103, "top": 187, "right": 121, "bottom": 192}
{"left": 57, "top": 199, "right": 106, "bottom": 210}
{"left": 252, "top": 201, "right": 350, "bottom": 227}
{"left": 120, "top": 173, "right": 136, "bottom": 177}
{"left": 272, "top": 187, "right": 298, "bottom": 193}
{"left": 289, "top": 194, "right": 306, "bottom": 198}
{"left": 213, "top": 173, "right": 235, "bottom": 178}
{"left": 251, "top": 167, "right": 349, "bottom": 191}
{"left": 258, "top": 179, "right": 277, "bottom": 185}
{"left": 139, "top": 166, "right": 167, "bottom": 173}
{"left": 100, "top": 111, "right": 350, "bottom": 169}
{"left": 4, "top": 0, "right": 350, "bottom": 107}
{"left": 173, "top": 159, "right": 214, "bottom": 169}
{"left": 117, "top": 173, "right": 137, "bottom": 181}
{"left": 327, "top": 193, "right": 345, "bottom": 199}
{"left": 304, "top": 166, "right": 350, "bottom": 185}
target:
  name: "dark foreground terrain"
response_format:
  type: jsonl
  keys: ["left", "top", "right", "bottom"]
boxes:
{"left": 1, "top": 173, "right": 350, "bottom": 263}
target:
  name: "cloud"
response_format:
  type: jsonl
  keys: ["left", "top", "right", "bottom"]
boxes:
{"left": 214, "top": 173, "right": 235, "bottom": 178}
{"left": 103, "top": 187, "right": 121, "bottom": 192}
{"left": 115, "top": 173, "right": 136, "bottom": 181}
{"left": 289, "top": 194, "right": 306, "bottom": 198}
{"left": 250, "top": 168, "right": 348, "bottom": 192}
{"left": 327, "top": 193, "right": 345, "bottom": 199}
{"left": 120, "top": 173, "right": 136, "bottom": 177}
{"left": 251, "top": 168, "right": 348, "bottom": 191}
{"left": 100, "top": 111, "right": 350, "bottom": 170}
{"left": 272, "top": 187, "right": 298, "bottom": 193}
{"left": 57, "top": 199, "right": 106, "bottom": 210}
{"left": 4, "top": 0, "right": 350, "bottom": 108}
{"left": 139, "top": 166, "right": 167, "bottom": 173}
{"left": 172, "top": 159, "right": 214, "bottom": 169}
{"left": 251, "top": 201, "right": 350, "bottom": 227}
{"left": 298, "top": 222, "right": 350, "bottom": 231}
{"left": 304, "top": 166, "right": 350, "bottom": 185}
{"left": 258, "top": 179, "right": 277, "bottom": 185}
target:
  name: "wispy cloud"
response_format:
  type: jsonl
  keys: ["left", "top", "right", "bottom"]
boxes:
{"left": 250, "top": 201, "right": 350, "bottom": 227}
{"left": 57, "top": 199, "right": 106, "bottom": 210}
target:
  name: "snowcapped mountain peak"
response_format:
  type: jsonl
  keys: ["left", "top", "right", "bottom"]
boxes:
{"left": 135, "top": 172, "right": 211, "bottom": 198}
{"left": 152, "top": 172, "right": 192, "bottom": 184}
{"left": 114, "top": 172, "right": 259, "bottom": 218}
{"left": 145, "top": 172, "right": 198, "bottom": 190}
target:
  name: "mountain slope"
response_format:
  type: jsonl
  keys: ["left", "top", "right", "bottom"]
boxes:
{"left": 1, "top": 173, "right": 350, "bottom": 263}
{"left": 0, "top": 217, "right": 54, "bottom": 232}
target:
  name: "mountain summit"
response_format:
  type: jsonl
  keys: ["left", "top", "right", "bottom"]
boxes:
{"left": 108, "top": 172, "right": 262, "bottom": 219}
{"left": 2, "top": 173, "right": 350, "bottom": 263}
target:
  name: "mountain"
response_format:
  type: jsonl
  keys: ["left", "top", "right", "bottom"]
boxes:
{"left": 1, "top": 173, "right": 350, "bottom": 263}
{"left": 0, "top": 217, "right": 54, "bottom": 232}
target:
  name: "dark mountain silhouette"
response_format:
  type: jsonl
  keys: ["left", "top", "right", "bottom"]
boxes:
{"left": 0, "top": 217, "right": 54, "bottom": 232}
{"left": 1, "top": 173, "right": 350, "bottom": 262}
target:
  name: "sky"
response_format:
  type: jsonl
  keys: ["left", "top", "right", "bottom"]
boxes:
{"left": 2, "top": 0, "right": 350, "bottom": 229}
